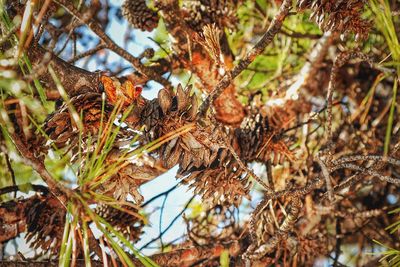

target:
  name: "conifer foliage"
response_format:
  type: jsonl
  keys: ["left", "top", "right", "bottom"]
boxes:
{"left": 0, "top": 0, "right": 400, "bottom": 266}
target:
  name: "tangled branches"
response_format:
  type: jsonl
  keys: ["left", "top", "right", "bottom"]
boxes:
{"left": 1, "top": 0, "right": 400, "bottom": 266}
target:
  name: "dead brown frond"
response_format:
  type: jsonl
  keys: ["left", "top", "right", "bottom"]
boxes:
{"left": 196, "top": 24, "right": 223, "bottom": 68}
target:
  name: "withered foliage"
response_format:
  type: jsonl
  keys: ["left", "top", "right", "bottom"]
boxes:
{"left": 1, "top": 0, "right": 400, "bottom": 266}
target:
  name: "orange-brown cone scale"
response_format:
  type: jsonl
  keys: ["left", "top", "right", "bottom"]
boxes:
{"left": 100, "top": 75, "right": 143, "bottom": 108}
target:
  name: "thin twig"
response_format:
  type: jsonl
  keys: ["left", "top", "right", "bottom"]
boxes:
{"left": 323, "top": 139, "right": 400, "bottom": 200}
{"left": 0, "top": 184, "right": 49, "bottom": 196}
{"left": 224, "top": 135, "right": 273, "bottom": 194}
{"left": 325, "top": 51, "right": 370, "bottom": 159}
{"left": 68, "top": 43, "right": 107, "bottom": 63}
{"left": 332, "top": 163, "right": 400, "bottom": 185}
{"left": 333, "top": 218, "right": 342, "bottom": 267}
{"left": 53, "top": 0, "right": 172, "bottom": 90}
{"left": 141, "top": 183, "right": 180, "bottom": 208}
{"left": 4, "top": 154, "right": 17, "bottom": 198}
{"left": 140, "top": 195, "right": 195, "bottom": 250}
{"left": 159, "top": 193, "right": 169, "bottom": 250}
{"left": 244, "top": 197, "right": 303, "bottom": 260}
{"left": 316, "top": 153, "right": 334, "bottom": 201}
{"left": 332, "top": 155, "right": 400, "bottom": 167}
{"left": 9, "top": 132, "right": 71, "bottom": 204}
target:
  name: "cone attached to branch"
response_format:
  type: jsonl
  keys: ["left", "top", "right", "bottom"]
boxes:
{"left": 25, "top": 195, "right": 65, "bottom": 253}
{"left": 297, "top": 0, "right": 371, "bottom": 40}
{"left": 44, "top": 75, "right": 145, "bottom": 149}
{"left": 182, "top": 0, "right": 240, "bottom": 32}
{"left": 44, "top": 92, "right": 110, "bottom": 149}
{"left": 133, "top": 85, "right": 251, "bottom": 205}
{"left": 122, "top": 0, "right": 159, "bottom": 31}
{"left": 95, "top": 203, "right": 144, "bottom": 242}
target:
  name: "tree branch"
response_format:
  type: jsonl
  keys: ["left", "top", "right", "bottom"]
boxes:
{"left": 8, "top": 132, "right": 71, "bottom": 203}
{"left": 0, "top": 241, "right": 241, "bottom": 267}
{"left": 53, "top": 0, "right": 172, "bottom": 90}
{"left": 27, "top": 43, "right": 100, "bottom": 96}
{"left": 197, "top": 0, "right": 292, "bottom": 119}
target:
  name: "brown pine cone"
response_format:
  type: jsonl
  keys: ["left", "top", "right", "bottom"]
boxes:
{"left": 297, "top": 0, "right": 371, "bottom": 40}
{"left": 133, "top": 85, "right": 250, "bottom": 205}
{"left": 44, "top": 92, "right": 111, "bottom": 149}
{"left": 182, "top": 0, "right": 240, "bottom": 32}
{"left": 95, "top": 203, "right": 144, "bottom": 242}
{"left": 122, "top": 0, "right": 159, "bottom": 31}
{"left": 235, "top": 111, "right": 269, "bottom": 161}
{"left": 23, "top": 194, "right": 144, "bottom": 253}
{"left": 25, "top": 195, "right": 65, "bottom": 253}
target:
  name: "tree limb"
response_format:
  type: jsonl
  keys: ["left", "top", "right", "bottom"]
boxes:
{"left": 53, "top": 0, "right": 172, "bottom": 90}
{"left": 27, "top": 43, "right": 100, "bottom": 96}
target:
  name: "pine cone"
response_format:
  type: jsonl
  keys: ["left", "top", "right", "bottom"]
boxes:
{"left": 234, "top": 108, "right": 293, "bottom": 165}
{"left": 297, "top": 0, "right": 371, "bottom": 40}
{"left": 23, "top": 194, "right": 144, "bottom": 252}
{"left": 122, "top": 0, "right": 159, "bottom": 31}
{"left": 25, "top": 195, "right": 65, "bottom": 253}
{"left": 97, "top": 149, "right": 163, "bottom": 204}
{"left": 45, "top": 75, "right": 144, "bottom": 150}
{"left": 134, "top": 85, "right": 250, "bottom": 205}
{"left": 95, "top": 204, "right": 144, "bottom": 242}
{"left": 44, "top": 92, "right": 111, "bottom": 149}
{"left": 182, "top": 0, "right": 240, "bottom": 32}
{"left": 235, "top": 112, "right": 269, "bottom": 161}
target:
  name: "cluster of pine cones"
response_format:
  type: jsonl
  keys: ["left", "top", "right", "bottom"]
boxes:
{"left": 131, "top": 85, "right": 291, "bottom": 205}
{"left": 26, "top": 74, "right": 291, "bottom": 252}
{"left": 42, "top": 79, "right": 290, "bottom": 205}
{"left": 297, "top": 0, "right": 371, "bottom": 40}
{"left": 21, "top": 193, "right": 144, "bottom": 254}
{"left": 121, "top": 0, "right": 241, "bottom": 33}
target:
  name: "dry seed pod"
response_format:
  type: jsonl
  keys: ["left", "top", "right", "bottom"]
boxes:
{"left": 187, "top": 94, "right": 198, "bottom": 120}
{"left": 165, "top": 140, "right": 182, "bottom": 168}
{"left": 176, "top": 84, "right": 189, "bottom": 112}
{"left": 163, "top": 137, "right": 179, "bottom": 159}
{"left": 158, "top": 88, "right": 172, "bottom": 114}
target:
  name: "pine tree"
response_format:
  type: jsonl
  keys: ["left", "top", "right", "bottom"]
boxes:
{"left": 0, "top": 0, "right": 399, "bottom": 266}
